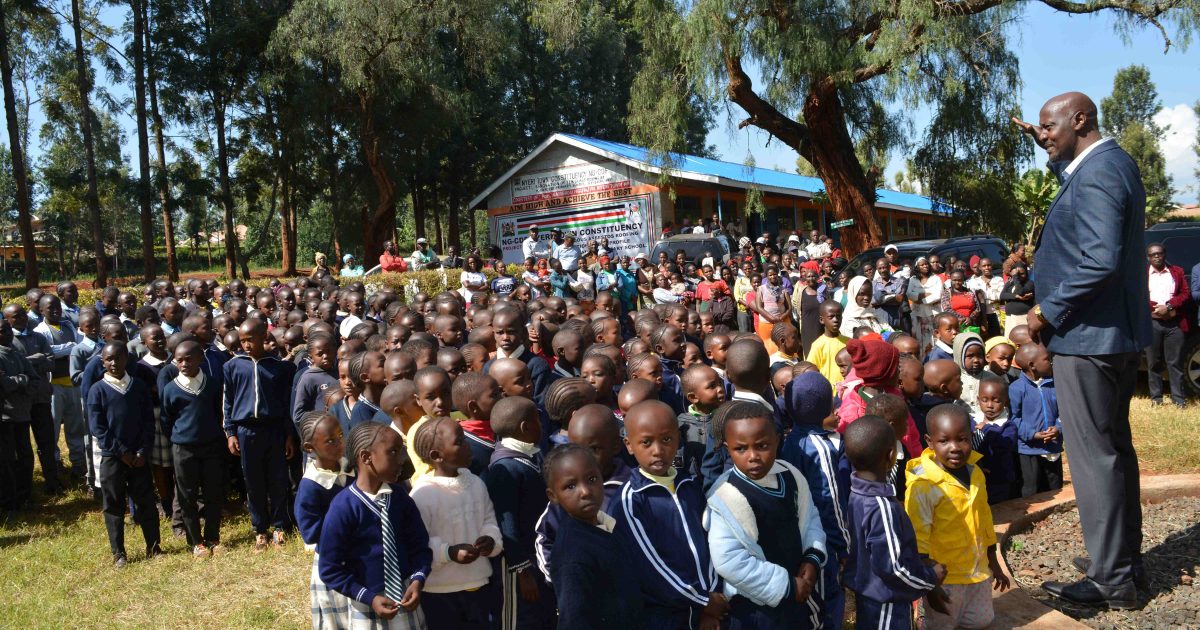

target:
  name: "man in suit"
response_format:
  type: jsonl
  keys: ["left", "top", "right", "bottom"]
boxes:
{"left": 1014, "top": 92, "right": 1151, "bottom": 609}
{"left": 1144, "top": 243, "right": 1190, "bottom": 408}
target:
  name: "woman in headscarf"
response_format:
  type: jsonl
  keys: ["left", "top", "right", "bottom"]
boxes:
{"left": 839, "top": 275, "right": 892, "bottom": 338}
{"left": 906, "top": 257, "right": 943, "bottom": 357}
{"left": 309, "top": 252, "right": 331, "bottom": 279}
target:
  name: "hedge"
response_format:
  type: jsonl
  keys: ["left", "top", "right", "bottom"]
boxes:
{"left": 2, "top": 264, "right": 527, "bottom": 312}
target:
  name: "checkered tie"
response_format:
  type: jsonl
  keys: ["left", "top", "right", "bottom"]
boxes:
{"left": 377, "top": 494, "right": 406, "bottom": 601}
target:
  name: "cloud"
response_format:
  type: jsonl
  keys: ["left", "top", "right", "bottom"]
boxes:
{"left": 1154, "top": 103, "right": 1199, "bottom": 201}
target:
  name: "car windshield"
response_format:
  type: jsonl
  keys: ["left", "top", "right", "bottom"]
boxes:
{"left": 650, "top": 237, "right": 729, "bottom": 267}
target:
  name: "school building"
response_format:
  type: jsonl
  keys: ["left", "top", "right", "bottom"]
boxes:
{"left": 470, "top": 133, "right": 955, "bottom": 263}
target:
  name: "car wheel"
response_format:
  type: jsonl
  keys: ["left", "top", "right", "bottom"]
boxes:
{"left": 1186, "top": 334, "right": 1200, "bottom": 399}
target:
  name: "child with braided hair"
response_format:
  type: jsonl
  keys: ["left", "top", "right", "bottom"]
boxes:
{"left": 294, "top": 411, "right": 351, "bottom": 629}
{"left": 409, "top": 417, "right": 502, "bottom": 630}
{"left": 541, "top": 377, "right": 597, "bottom": 447}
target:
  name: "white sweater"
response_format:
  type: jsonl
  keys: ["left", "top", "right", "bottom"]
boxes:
{"left": 409, "top": 469, "right": 504, "bottom": 593}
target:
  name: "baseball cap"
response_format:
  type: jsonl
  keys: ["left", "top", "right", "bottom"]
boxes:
{"left": 529, "top": 224, "right": 539, "bottom": 231}
{"left": 755, "top": 237, "right": 768, "bottom": 245}
{"left": 788, "top": 234, "right": 800, "bottom": 242}
{"left": 884, "top": 243, "right": 898, "bottom": 253}
{"left": 416, "top": 237, "right": 428, "bottom": 245}
{"left": 635, "top": 252, "right": 648, "bottom": 260}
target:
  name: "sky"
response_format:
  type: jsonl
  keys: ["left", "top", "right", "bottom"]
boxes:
{"left": 705, "top": 3, "right": 1200, "bottom": 202}
{"left": 8, "top": 3, "right": 1200, "bottom": 205}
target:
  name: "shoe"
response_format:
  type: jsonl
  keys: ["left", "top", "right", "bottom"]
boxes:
{"left": 1071, "top": 556, "right": 1149, "bottom": 591}
{"left": 1043, "top": 578, "right": 1138, "bottom": 610}
{"left": 193, "top": 543, "right": 211, "bottom": 558}
{"left": 1173, "top": 401, "right": 1188, "bottom": 410}
{"left": 145, "top": 543, "right": 164, "bottom": 559}
{"left": 254, "top": 534, "right": 269, "bottom": 553}
{"left": 113, "top": 553, "right": 128, "bottom": 569}
{"left": 1150, "top": 399, "right": 1163, "bottom": 407}
{"left": 208, "top": 542, "right": 227, "bottom": 556}
{"left": 272, "top": 530, "right": 287, "bottom": 549}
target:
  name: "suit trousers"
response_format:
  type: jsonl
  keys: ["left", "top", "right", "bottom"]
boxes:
{"left": 99, "top": 455, "right": 161, "bottom": 556}
{"left": 172, "top": 440, "right": 226, "bottom": 546}
{"left": 1054, "top": 353, "right": 1142, "bottom": 587}
{"left": 1144, "top": 318, "right": 1187, "bottom": 405}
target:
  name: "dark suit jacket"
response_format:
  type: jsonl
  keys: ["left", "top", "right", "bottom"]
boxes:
{"left": 1034, "top": 140, "right": 1151, "bottom": 356}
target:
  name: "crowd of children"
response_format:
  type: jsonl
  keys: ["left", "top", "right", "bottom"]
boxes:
{"left": 0, "top": 238, "right": 1070, "bottom": 629}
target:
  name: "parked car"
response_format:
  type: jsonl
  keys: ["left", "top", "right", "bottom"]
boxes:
{"left": 1144, "top": 222, "right": 1200, "bottom": 397}
{"left": 649, "top": 233, "right": 733, "bottom": 268}
{"left": 846, "top": 234, "right": 1010, "bottom": 277}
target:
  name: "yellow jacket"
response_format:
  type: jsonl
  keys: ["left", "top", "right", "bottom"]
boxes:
{"left": 904, "top": 449, "right": 997, "bottom": 585}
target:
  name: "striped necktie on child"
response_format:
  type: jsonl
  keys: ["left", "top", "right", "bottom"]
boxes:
{"left": 377, "top": 494, "right": 406, "bottom": 602}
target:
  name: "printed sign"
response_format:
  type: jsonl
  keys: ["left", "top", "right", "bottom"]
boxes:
{"left": 831, "top": 218, "right": 855, "bottom": 229}
{"left": 510, "top": 161, "right": 630, "bottom": 208}
{"left": 495, "top": 195, "right": 652, "bottom": 264}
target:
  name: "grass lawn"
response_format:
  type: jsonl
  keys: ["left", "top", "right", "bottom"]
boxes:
{"left": 0, "top": 395, "right": 1195, "bottom": 628}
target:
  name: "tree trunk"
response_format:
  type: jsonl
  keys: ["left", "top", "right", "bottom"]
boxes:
{"left": 213, "top": 100, "right": 238, "bottom": 280}
{"left": 70, "top": 0, "right": 107, "bottom": 287}
{"left": 411, "top": 177, "right": 426, "bottom": 241}
{"left": 130, "top": 0, "right": 155, "bottom": 280}
{"left": 279, "top": 171, "right": 293, "bottom": 274}
{"left": 358, "top": 90, "right": 394, "bottom": 265}
{"left": 800, "top": 82, "right": 884, "bottom": 255}
{"left": 145, "top": 0, "right": 177, "bottom": 281}
{"left": 0, "top": 8, "right": 38, "bottom": 288}
{"left": 447, "top": 191, "right": 460, "bottom": 252}
{"left": 323, "top": 66, "right": 340, "bottom": 271}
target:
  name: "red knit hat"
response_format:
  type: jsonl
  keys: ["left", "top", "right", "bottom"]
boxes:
{"left": 846, "top": 338, "right": 900, "bottom": 387}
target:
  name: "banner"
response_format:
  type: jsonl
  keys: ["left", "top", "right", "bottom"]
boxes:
{"left": 495, "top": 195, "right": 652, "bottom": 264}
{"left": 510, "top": 161, "right": 630, "bottom": 207}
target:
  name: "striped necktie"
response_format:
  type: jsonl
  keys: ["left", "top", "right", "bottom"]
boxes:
{"left": 377, "top": 494, "right": 406, "bottom": 601}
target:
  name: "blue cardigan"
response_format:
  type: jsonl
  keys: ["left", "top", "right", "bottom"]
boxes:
{"left": 551, "top": 513, "right": 645, "bottom": 629}
{"left": 844, "top": 474, "right": 939, "bottom": 603}
{"left": 483, "top": 444, "right": 547, "bottom": 572}
{"left": 87, "top": 377, "right": 155, "bottom": 458}
{"left": 534, "top": 458, "right": 631, "bottom": 582}
{"left": 160, "top": 374, "right": 225, "bottom": 445}
{"left": 295, "top": 466, "right": 350, "bottom": 548}
{"left": 1010, "top": 374, "right": 1062, "bottom": 456}
{"left": 222, "top": 354, "right": 297, "bottom": 435}
{"left": 318, "top": 483, "right": 432, "bottom": 604}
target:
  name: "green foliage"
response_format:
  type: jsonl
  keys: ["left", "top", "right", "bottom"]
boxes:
{"left": 1119, "top": 123, "right": 1176, "bottom": 224}
{"left": 1100, "top": 65, "right": 1163, "bottom": 137}
{"left": 1013, "top": 168, "right": 1059, "bottom": 246}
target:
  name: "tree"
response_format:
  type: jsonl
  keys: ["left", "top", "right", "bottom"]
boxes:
{"left": 1102, "top": 65, "right": 1175, "bottom": 224}
{"left": 144, "top": 0, "right": 177, "bottom": 280}
{"left": 0, "top": 0, "right": 42, "bottom": 287}
{"left": 1013, "top": 168, "right": 1059, "bottom": 247}
{"left": 70, "top": 0, "right": 107, "bottom": 286}
{"left": 544, "top": 0, "right": 1200, "bottom": 255}
{"left": 129, "top": 0, "right": 155, "bottom": 280}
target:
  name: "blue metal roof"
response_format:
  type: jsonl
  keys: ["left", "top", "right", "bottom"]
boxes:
{"left": 561, "top": 133, "right": 943, "bottom": 214}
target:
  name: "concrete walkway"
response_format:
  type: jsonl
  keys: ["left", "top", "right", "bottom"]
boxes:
{"left": 989, "top": 474, "right": 1200, "bottom": 628}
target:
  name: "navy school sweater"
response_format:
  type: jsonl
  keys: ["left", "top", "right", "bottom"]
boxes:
{"left": 155, "top": 345, "right": 226, "bottom": 402}
{"left": 778, "top": 423, "right": 853, "bottom": 560}
{"left": 463, "top": 429, "right": 494, "bottom": 477}
{"left": 844, "top": 474, "right": 939, "bottom": 604}
{"left": 318, "top": 483, "right": 432, "bottom": 604}
{"left": 292, "top": 366, "right": 338, "bottom": 422}
{"left": 81, "top": 358, "right": 155, "bottom": 418}
{"left": 483, "top": 348, "right": 556, "bottom": 406}
{"left": 610, "top": 468, "right": 720, "bottom": 617}
{"left": 348, "top": 397, "right": 391, "bottom": 434}
{"left": 534, "top": 458, "right": 631, "bottom": 582}
{"left": 295, "top": 467, "right": 350, "bottom": 548}
{"left": 551, "top": 513, "right": 646, "bottom": 630}
{"left": 160, "top": 373, "right": 225, "bottom": 445}
{"left": 87, "top": 376, "right": 155, "bottom": 458}
{"left": 222, "top": 354, "right": 297, "bottom": 435}
{"left": 483, "top": 443, "right": 547, "bottom": 573}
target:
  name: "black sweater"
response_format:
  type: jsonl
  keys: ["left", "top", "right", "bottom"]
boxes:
{"left": 550, "top": 514, "right": 644, "bottom": 630}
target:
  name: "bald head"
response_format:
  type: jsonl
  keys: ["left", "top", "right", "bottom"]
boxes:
{"left": 1035, "top": 91, "right": 1101, "bottom": 162}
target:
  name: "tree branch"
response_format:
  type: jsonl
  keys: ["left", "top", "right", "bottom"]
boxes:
{"left": 723, "top": 52, "right": 815, "bottom": 161}
{"left": 937, "top": 0, "right": 1182, "bottom": 52}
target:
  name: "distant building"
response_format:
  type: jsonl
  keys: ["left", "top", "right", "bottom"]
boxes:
{"left": 471, "top": 133, "right": 955, "bottom": 263}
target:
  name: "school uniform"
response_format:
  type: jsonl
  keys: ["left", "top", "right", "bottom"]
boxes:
{"left": 551, "top": 511, "right": 645, "bottom": 629}
{"left": 318, "top": 482, "right": 432, "bottom": 630}
{"left": 844, "top": 474, "right": 940, "bottom": 630}
{"left": 483, "top": 438, "right": 554, "bottom": 630}
{"left": 705, "top": 461, "right": 827, "bottom": 630}
{"left": 295, "top": 460, "right": 351, "bottom": 629}
{"left": 484, "top": 345, "right": 555, "bottom": 406}
{"left": 610, "top": 467, "right": 720, "bottom": 629}
{"left": 676, "top": 406, "right": 713, "bottom": 485}
{"left": 70, "top": 337, "right": 108, "bottom": 487}
{"left": 36, "top": 318, "right": 83, "bottom": 477}
{"left": 459, "top": 419, "right": 495, "bottom": 476}
{"left": 87, "top": 373, "right": 160, "bottom": 557}
{"left": 658, "top": 357, "right": 686, "bottom": 414}
{"left": 161, "top": 371, "right": 227, "bottom": 546}
{"left": 223, "top": 353, "right": 297, "bottom": 534}
{"left": 0, "top": 345, "right": 38, "bottom": 511}
{"left": 348, "top": 398, "right": 391, "bottom": 434}
{"left": 135, "top": 354, "right": 174, "bottom": 471}
{"left": 1010, "top": 373, "right": 1063, "bottom": 497}
{"left": 972, "top": 410, "right": 1018, "bottom": 503}
{"left": 10, "top": 331, "right": 58, "bottom": 494}
{"left": 778, "top": 422, "right": 852, "bottom": 629}
{"left": 534, "top": 457, "right": 631, "bottom": 582}
{"left": 924, "top": 340, "right": 954, "bottom": 364}
{"left": 410, "top": 469, "right": 503, "bottom": 630}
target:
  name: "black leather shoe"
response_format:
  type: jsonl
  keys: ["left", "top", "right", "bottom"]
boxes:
{"left": 1043, "top": 578, "right": 1138, "bottom": 610}
{"left": 1071, "top": 556, "right": 1149, "bottom": 591}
